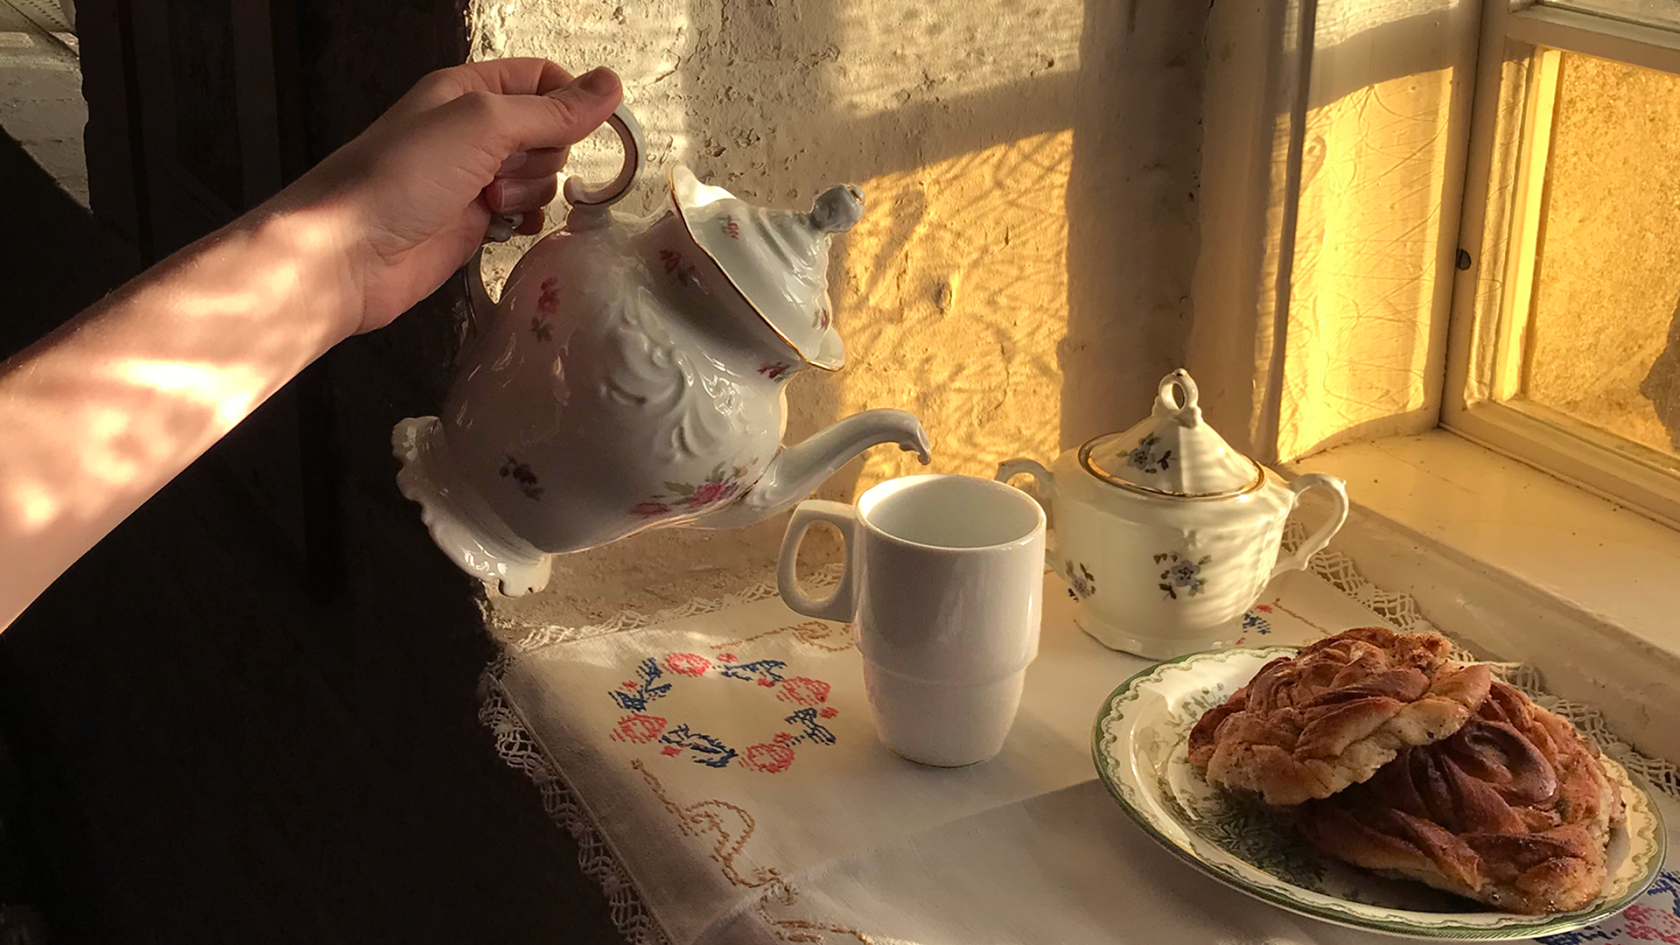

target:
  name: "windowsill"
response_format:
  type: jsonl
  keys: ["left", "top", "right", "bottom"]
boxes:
{"left": 1296, "top": 429, "right": 1680, "bottom": 655}
{"left": 1288, "top": 429, "right": 1680, "bottom": 761}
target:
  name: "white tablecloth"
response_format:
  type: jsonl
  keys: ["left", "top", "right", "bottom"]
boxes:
{"left": 484, "top": 568, "right": 1680, "bottom": 945}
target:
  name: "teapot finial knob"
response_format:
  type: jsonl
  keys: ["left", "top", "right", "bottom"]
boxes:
{"left": 810, "top": 184, "right": 865, "bottom": 234}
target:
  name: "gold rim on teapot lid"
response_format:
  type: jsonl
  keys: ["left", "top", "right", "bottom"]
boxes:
{"left": 669, "top": 167, "right": 854, "bottom": 372}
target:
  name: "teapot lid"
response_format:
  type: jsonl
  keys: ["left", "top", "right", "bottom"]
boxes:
{"left": 1079, "top": 370, "right": 1263, "bottom": 498}
{"left": 671, "top": 167, "right": 859, "bottom": 371}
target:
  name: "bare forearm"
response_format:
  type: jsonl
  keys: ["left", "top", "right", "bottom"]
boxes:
{"left": 0, "top": 59, "right": 622, "bottom": 630}
{"left": 0, "top": 205, "right": 355, "bottom": 627}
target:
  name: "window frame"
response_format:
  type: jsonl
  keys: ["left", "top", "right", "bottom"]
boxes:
{"left": 1442, "top": 0, "right": 1680, "bottom": 529}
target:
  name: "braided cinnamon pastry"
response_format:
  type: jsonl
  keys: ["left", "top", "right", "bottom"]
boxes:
{"left": 1296, "top": 681, "right": 1623, "bottom": 914}
{"left": 1189, "top": 627, "right": 1493, "bottom": 806}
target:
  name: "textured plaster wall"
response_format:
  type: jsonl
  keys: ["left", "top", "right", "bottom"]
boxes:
{"left": 467, "top": 0, "right": 1205, "bottom": 626}
{"left": 1189, "top": 0, "right": 1478, "bottom": 464}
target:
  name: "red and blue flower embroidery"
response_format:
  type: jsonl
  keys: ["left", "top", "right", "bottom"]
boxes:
{"left": 608, "top": 651, "right": 839, "bottom": 774}
{"left": 1228, "top": 605, "right": 1277, "bottom": 647}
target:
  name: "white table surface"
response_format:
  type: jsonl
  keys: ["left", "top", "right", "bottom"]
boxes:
{"left": 487, "top": 569, "right": 1680, "bottom": 945}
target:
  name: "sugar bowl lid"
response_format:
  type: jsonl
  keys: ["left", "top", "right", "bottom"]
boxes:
{"left": 671, "top": 167, "right": 860, "bottom": 371}
{"left": 1079, "top": 370, "right": 1263, "bottom": 498}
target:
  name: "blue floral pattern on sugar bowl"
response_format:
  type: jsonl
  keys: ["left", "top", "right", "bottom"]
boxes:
{"left": 1065, "top": 561, "right": 1097, "bottom": 601}
{"left": 1127, "top": 434, "right": 1173, "bottom": 475}
{"left": 997, "top": 369, "right": 1350, "bottom": 659}
{"left": 1156, "top": 551, "right": 1210, "bottom": 600}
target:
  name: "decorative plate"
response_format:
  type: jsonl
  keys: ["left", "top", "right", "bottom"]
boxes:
{"left": 1091, "top": 646, "right": 1668, "bottom": 941}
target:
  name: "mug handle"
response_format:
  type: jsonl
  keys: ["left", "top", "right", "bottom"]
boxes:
{"left": 996, "top": 459, "right": 1060, "bottom": 573}
{"left": 1269, "top": 473, "right": 1350, "bottom": 581}
{"left": 777, "top": 500, "right": 860, "bottom": 623}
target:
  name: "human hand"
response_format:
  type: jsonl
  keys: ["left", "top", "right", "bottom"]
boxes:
{"left": 274, "top": 59, "right": 622, "bottom": 336}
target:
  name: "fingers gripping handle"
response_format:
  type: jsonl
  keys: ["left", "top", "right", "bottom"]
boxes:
{"left": 1269, "top": 473, "right": 1350, "bottom": 580}
{"left": 485, "top": 103, "right": 646, "bottom": 242}
{"left": 777, "top": 501, "right": 859, "bottom": 623}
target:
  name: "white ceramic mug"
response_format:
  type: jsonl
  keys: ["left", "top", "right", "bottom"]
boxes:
{"left": 777, "top": 475, "right": 1047, "bottom": 767}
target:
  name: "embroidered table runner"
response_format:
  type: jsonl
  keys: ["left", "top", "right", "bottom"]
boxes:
{"left": 483, "top": 566, "right": 1680, "bottom": 945}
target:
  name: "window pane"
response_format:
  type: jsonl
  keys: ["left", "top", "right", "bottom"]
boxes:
{"left": 1536, "top": 0, "right": 1680, "bottom": 33}
{"left": 1521, "top": 51, "right": 1680, "bottom": 459}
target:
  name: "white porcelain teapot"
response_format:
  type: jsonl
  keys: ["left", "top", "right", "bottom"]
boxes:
{"left": 393, "top": 106, "right": 931, "bottom": 596}
{"left": 996, "top": 370, "right": 1348, "bottom": 658}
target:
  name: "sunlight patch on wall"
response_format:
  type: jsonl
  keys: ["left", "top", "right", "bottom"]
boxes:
{"left": 1279, "top": 66, "right": 1455, "bottom": 459}
{"left": 829, "top": 0, "right": 1081, "bottom": 117}
{"left": 820, "top": 129, "right": 1073, "bottom": 492}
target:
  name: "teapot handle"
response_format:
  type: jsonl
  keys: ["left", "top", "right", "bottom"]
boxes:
{"left": 563, "top": 103, "right": 645, "bottom": 208}
{"left": 1268, "top": 473, "right": 1350, "bottom": 581}
{"left": 483, "top": 103, "right": 647, "bottom": 242}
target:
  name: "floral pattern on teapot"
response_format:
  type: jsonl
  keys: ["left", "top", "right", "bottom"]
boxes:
{"left": 499, "top": 454, "right": 544, "bottom": 501}
{"left": 530, "top": 276, "right": 562, "bottom": 340}
{"left": 658, "top": 248, "right": 702, "bottom": 287}
{"left": 630, "top": 460, "right": 756, "bottom": 518}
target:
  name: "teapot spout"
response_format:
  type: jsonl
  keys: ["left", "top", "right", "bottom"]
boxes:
{"left": 697, "top": 410, "right": 932, "bottom": 530}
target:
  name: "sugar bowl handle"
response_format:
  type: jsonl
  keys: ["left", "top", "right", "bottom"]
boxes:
{"left": 996, "top": 458, "right": 1061, "bottom": 571}
{"left": 1269, "top": 473, "right": 1350, "bottom": 580}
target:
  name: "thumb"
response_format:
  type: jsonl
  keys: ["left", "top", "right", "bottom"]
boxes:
{"left": 494, "top": 66, "right": 623, "bottom": 154}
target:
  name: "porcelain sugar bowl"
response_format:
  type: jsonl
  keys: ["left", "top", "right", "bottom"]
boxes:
{"left": 393, "top": 105, "right": 930, "bottom": 597}
{"left": 996, "top": 370, "right": 1348, "bottom": 658}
